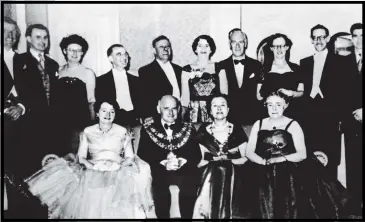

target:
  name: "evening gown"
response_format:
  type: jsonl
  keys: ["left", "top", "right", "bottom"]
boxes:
{"left": 183, "top": 64, "right": 220, "bottom": 123}
{"left": 245, "top": 119, "right": 350, "bottom": 219}
{"left": 52, "top": 77, "right": 91, "bottom": 155}
{"left": 25, "top": 125, "right": 155, "bottom": 219}
{"left": 260, "top": 68, "right": 303, "bottom": 121}
{"left": 192, "top": 124, "right": 250, "bottom": 219}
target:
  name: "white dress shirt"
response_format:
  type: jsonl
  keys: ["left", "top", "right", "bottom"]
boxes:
{"left": 30, "top": 48, "right": 44, "bottom": 63}
{"left": 161, "top": 119, "right": 175, "bottom": 139}
{"left": 3, "top": 49, "right": 25, "bottom": 114}
{"left": 156, "top": 59, "right": 180, "bottom": 99}
{"left": 310, "top": 49, "right": 328, "bottom": 98}
{"left": 4, "top": 49, "right": 17, "bottom": 97}
{"left": 233, "top": 56, "right": 245, "bottom": 88}
{"left": 112, "top": 68, "right": 134, "bottom": 111}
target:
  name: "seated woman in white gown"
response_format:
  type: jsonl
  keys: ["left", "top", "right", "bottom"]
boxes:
{"left": 25, "top": 101, "right": 156, "bottom": 219}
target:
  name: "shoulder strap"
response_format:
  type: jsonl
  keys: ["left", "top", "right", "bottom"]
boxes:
{"left": 259, "top": 119, "right": 263, "bottom": 130}
{"left": 285, "top": 120, "right": 295, "bottom": 131}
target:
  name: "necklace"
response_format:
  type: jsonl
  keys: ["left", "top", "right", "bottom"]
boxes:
{"left": 268, "top": 118, "right": 286, "bottom": 130}
{"left": 99, "top": 124, "right": 113, "bottom": 134}
{"left": 209, "top": 122, "right": 233, "bottom": 155}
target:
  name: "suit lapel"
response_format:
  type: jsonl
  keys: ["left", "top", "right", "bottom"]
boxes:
{"left": 107, "top": 70, "right": 117, "bottom": 101}
{"left": 172, "top": 63, "right": 181, "bottom": 91}
{"left": 3, "top": 60, "right": 14, "bottom": 99}
{"left": 226, "top": 56, "right": 240, "bottom": 89}
{"left": 243, "top": 56, "right": 254, "bottom": 82}
{"left": 306, "top": 56, "right": 315, "bottom": 94}
{"left": 153, "top": 60, "right": 173, "bottom": 91}
{"left": 320, "top": 53, "right": 332, "bottom": 90}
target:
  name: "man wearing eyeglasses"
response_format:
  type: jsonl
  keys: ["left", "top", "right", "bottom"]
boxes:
{"left": 218, "top": 28, "right": 264, "bottom": 136}
{"left": 299, "top": 24, "right": 349, "bottom": 180}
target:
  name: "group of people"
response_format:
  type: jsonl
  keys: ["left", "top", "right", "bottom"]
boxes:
{"left": 3, "top": 15, "right": 362, "bottom": 219}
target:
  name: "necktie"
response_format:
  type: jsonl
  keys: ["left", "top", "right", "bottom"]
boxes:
{"left": 234, "top": 59, "right": 245, "bottom": 65}
{"left": 358, "top": 53, "right": 362, "bottom": 73}
{"left": 37, "top": 54, "right": 51, "bottom": 105}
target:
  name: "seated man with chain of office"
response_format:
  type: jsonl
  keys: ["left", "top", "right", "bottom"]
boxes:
{"left": 137, "top": 95, "right": 201, "bottom": 219}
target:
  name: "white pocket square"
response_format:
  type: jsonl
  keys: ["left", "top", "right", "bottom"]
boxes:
{"left": 23, "top": 64, "right": 27, "bottom": 69}
{"left": 249, "top": 73, "right": 255, "bottom": 78}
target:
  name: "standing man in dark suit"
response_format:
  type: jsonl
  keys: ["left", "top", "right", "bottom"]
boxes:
{"left": 343, "top": 23, "right": 362, "bottom": 216}
{"left": 299, "top": 24, "right": 347, "bottom": 179}
{"left": 95, "top": 44, "right": 140, "bottom": 127}
{"left": 15, "top": 24, "right": 59, "bottom": 180}
{"left": 3, "top": 16, "right": 28, "bottom": 218}
{"left": 218, "top": 28, "right": 264, "bottom": 136}
{"left": 138, "top": 35, "right": 182, "bottom": 120}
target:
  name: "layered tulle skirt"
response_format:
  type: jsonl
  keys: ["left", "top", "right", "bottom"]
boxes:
{"left": 25, "top": 154, "right": 155, "bottom": 219}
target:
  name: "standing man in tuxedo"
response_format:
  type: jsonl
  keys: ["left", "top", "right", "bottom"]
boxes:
{"left": 137, "top": 95, "right": 201, "bottom": 219}
{"left": 299, "top": 24, "right": 347, "bottom": 179}
{"left": 15, "top": 24, "right": 59, "bottom": 180}
{"left": 343, "top": 23, "right": 362, "bottom": 216}
{"left": 96, "top": 44, "right": 140, "bottom": 127}
{"left": 3, "top": 16, "right": 27, "bottom": 218}
{"left": 219, "top": 28, "right": 264, "bottom": 136}
{"left": 138, "top": 35, "right": 182, "bottom": 120}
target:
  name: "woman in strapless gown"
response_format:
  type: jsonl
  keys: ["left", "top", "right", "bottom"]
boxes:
{"left": 181, "top": 35, "right": 228, "bottom": 123}
{"left": 245, "top": 92, "right": 352, "bottom": 219}
{"left": 192, "top": 95, "right": 250, "bottom": 219}
{"left": 257, "top": 33, "right": 304, "bottom": 121}
{"left": 25, "top": 101, "right": 156, "bottom": 219}
{"left": 52, "top": 34, "right": 96, "bottom": 155}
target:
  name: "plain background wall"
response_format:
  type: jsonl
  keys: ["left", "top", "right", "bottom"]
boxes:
{"left": 5, "top": 3, "right": 362, "bottom": 74}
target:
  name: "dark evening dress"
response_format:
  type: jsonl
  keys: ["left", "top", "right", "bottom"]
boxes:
{"left": 260, "top": 63, "right": 303, "bottom": 120}
{"left": 183, "top": 64, "right": 220, "bottom": 123}
{"left": 245, "top": 119, "right": 351, "bottom": 219}
{"left": 52, "top": 77, "right": 91, "bottom": 155}
{"left": 192, "top": 124, "right": 249, "bottom": 219}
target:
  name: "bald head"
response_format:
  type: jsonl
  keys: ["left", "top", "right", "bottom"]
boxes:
{"left": 157, "top": 95, "right": 180, "bottom": 123}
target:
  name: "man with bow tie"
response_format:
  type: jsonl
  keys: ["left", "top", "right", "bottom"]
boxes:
{"left": 14, "top": 24, "right": 59, "bottom": 185}
{"left": 137, "top": 95, "right": 201, "bottom": 219}
{"left": 342, "top": 23, "right": 363, "bottom": 217}
{"left": 218, "top": 28, "right": 264, "bottom": 136}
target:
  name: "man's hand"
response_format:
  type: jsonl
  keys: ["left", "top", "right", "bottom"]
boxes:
{"left": 4, "top": 104, "right": 24, "bottom": 121}
{"left": 165, "top": 158, "right": 179, "bottom": 171}
{"left": 353, "top": 108, "right": 362, "bottom": 123}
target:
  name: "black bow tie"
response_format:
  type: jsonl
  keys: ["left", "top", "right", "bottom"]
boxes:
{"left": 234, "top": 59, "right": 245, "bottom": 65}
{"left": 164, "top": 123, "right": 177, "bottom": 131}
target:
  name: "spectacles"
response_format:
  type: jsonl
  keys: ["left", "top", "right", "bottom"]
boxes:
{"left": 271, "top": 45, "right": 286, "bottom": 50}
{"left": 67, "top": 49, "right": 83, "bottom": 54}
{"left": 312, "top": 35, "right": 327, "bottom": 41}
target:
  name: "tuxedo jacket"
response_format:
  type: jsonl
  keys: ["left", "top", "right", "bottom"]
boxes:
{"left": 95, "top": 70, "right": 141, "bottom": 118}
{"left": 138, "top": 60, "right": 182, "bottom": 118}
{"left": 300, "top": 52, "right": 350, "bottom": 121}
{"left": 219, "top": 55, "right": 264, "bottom": 125}
{"left": 14, "top": 52, "right": 59, "bottom": 115}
